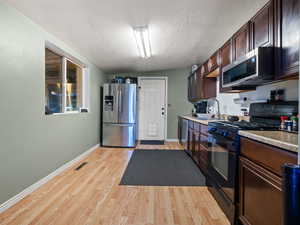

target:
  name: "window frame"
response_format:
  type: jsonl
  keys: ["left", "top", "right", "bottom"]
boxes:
{"left": 45, "top": 43, "right": 89, "bottom": 115}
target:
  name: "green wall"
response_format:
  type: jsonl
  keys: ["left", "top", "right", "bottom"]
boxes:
{"left": 0, "top": 3, "right": 105, "bottom": 205}
{"left": 107, "top": 69, "right": 193, "bottom": 139}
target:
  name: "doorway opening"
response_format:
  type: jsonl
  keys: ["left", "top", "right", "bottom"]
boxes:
{"left": 138, "top": 77, "right": 168, "bottom": 144}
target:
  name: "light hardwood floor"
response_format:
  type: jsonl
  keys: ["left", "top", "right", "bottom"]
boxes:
{"left": 0, "top": 142, "right": 230, "bottom": 225}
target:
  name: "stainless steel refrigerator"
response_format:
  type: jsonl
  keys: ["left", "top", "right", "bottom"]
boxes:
{"left": 102, "top": 83, "right": 137, "bottom": 147}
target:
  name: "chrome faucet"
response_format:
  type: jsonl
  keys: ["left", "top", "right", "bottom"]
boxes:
{"left": 214, "top": 98, "right": 221, "bottom": 119}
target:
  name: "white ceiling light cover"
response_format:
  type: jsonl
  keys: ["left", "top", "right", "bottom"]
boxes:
{"left": 133, "top": 26, "right": 152, "bottom": 58}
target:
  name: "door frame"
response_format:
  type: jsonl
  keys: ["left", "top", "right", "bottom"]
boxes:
{"left": 137, "top": 76, "right": 168, "bottom": 141}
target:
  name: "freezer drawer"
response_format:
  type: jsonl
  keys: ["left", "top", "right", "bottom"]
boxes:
{"left": 102, "top": 123, "right": 136, "bottom": 147}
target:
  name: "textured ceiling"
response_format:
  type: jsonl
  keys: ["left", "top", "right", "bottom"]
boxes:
{"left": 5, "top": 0, "right": 268, "bottom": 73}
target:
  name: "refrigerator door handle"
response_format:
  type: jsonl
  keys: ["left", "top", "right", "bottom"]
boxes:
{"left": 119, "top": 88, "right": 122, "bottom": 114}
{"left": 105, "top": 123, "right": 132, "bottom": 126}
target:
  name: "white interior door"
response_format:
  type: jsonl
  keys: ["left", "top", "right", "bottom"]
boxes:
{"left": 138, "top": 78, "right": 167, "bottom": 141}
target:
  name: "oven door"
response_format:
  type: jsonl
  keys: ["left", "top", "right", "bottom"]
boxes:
{"left": 208, "top": 132, "right": 238, "bottom": 202}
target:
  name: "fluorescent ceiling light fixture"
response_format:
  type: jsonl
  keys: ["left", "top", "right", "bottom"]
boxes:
{"left": 133, "top": 26, "right": 152, "bottom": 58}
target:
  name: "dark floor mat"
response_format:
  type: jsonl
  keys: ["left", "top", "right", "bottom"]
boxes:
{"left": 120, "top": 150, "right": 206, "bottom": 186}
{"left": 140, "top": 140, "right": 165, "bottom": 145}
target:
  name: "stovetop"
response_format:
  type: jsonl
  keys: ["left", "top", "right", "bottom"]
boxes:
{"left": 209, "top": 102, "right": 298, "bottom": 133}
{"left": 213, "top": 120, "right": 279, "bottom": 131}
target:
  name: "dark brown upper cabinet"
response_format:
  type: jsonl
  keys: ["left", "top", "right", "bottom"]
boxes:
{"left": 207, "top": 50, "right": 220, "bottom": 72}
{"left": 202, "top": 75, "right": 217, "bottom": 99}
{"left": 187, "top": 69, "right": 202, "bottom": 102}
{"left": 250, "top": 0, "right": 275, "bottom": 49}
{"left": 196, "top": 69, "right": 203, "bottom": 100}
{"left": 188, "top": 0, "right": 300, "bottom": 100}
{"left": 187, "top": 65, "right": 216, "bottom": 102}
{"left": 202, "top": 59, "right": 217, "bottom": 98}
{"left": 220, "top": 40, "right": 232, "bottom": 68}
{"left": 219, "top": 40, "right": 235, "bottom": 93}
{"left": 275, "top": 0, "right": 300, "bottom": 79}
{"left": 188, "top": 73, "right": 197, "bottom": 102}
{"left": 201, "top": 61, "right": 208, "bottom": 76}
{"left": 232, "top": 23, "right": 251, "bottom": 61}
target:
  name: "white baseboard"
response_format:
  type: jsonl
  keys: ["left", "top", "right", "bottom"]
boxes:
{"left": 166, "top": 139, "right": 179, "bottom": 142}
{"left": 0, "top": 143, "right": 100, "bottom": 214}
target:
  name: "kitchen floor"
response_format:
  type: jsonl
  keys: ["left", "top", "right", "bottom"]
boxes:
{"left": 0, "top": 142, "right": 230, "bottom": 225}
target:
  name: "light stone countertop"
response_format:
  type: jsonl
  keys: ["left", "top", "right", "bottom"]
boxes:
{"left": 179, "top": 115, "right": 221, "bottom": 125}
{"left": 179, "top": 115, "right": 298, "bottom": 153}
{"left": 239, "top": 130, "right": 298, "bottom": 153}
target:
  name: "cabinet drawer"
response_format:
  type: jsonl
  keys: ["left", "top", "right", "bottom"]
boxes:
{"left": 240, "top": 137, "right": 297, "bottom": 177}
{"left": 200, "top": 124, "right": 208, "bottom": 135}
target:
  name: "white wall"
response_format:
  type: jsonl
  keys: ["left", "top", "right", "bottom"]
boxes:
{"left": 208, "top": 79, "right": 299, "bottom": 116}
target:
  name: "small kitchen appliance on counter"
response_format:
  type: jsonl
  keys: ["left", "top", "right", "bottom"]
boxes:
{"left": 206, "top": 101, "right": 298, "bottom": 224}
{"left": 193, "top": 101, "right": 210, "bottom": 119}
{"left": 195, "top": 101, "right": 208, "bottom": 114}
{"left": 102, "top": 83, "right": 137, "bottom": 147}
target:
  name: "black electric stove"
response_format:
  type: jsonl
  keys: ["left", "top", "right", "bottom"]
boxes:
{"left": 206, "top": 101, "right": 298, "bottom": 225}
{"left": 215, "top": 120, "right": 279, "bottom": 130}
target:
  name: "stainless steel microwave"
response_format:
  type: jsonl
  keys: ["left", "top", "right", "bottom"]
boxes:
{"left": 222, "top": 47, "right": 274, "bottom": 88}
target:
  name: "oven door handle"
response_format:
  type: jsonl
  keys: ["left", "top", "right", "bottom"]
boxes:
{"left": 209, "top": 133, "right": 237, "bottom": 149}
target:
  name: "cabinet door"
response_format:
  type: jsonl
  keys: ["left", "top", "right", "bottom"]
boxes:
{"left": 187, "top": 121, "right": 194, "bottom": 154}
{"left": 188, "top": 73, "right": 198, "bottom": 102}
{"left": 276, "top": 0, "right": 300, "bottom": 79}
{"left": 202, "top": 76, "right": 217, "bottom": 99}
{"left": 208, "top": 50, "right": 220, "bottom": 72}
{"left": 232, "top": 23, "right": 250, "bottom": 61}
{"left": 201, "top": 61, "right": 208, "bottom": 76}
{"left": 196, "top": 69, "right": 202, "bottom": 100}
{"left": 219, "top": 40, "right": 233, "bottom": 93}
{"left": 198, "top": 134, "right": 209, "bottom": 174}
{"left": 221, "top": 40, "right": 232, "bottom": 67}
{"left": 239, "top": 157, "right": 283, "bottom": 225}
{"left": 193, "top": 131, "right": 200, "bottom": 164}
{"left": 250, "top": 0, "right": 274, "bottom": 49}
{"left": 192, "top": 72, "right": 198, "bottom": 101}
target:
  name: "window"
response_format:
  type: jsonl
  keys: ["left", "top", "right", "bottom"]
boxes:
{"left": 45, "top": 48, "right": 86, "bottom": 114}
{"left": 66, "top": 60, "right": 83, "bottom": 112}
{"left": 45, "top": 49, "right": 63, "bottom": 113}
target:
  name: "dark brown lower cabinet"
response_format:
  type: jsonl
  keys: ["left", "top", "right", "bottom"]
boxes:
{"left": 239, "top": 156, "right": 283, "bottom": 225}
{"left": 183, "top": 119, "right": 210, "bottom": 174}
{"left": 239, "top": 137, "right": 297, "bottom": 225}
{"left": 187, "top": 126, "right": 194, "bottom": 154}
{"left": 193, "top": 131, "right": 200, "bottom": 164}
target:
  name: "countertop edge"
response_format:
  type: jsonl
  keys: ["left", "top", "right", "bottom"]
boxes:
{"left": 179, "top": 115, "right": 220, "bottom": 125}
{"left": 238, "top": 130, "right": 298, "bottom": 154}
